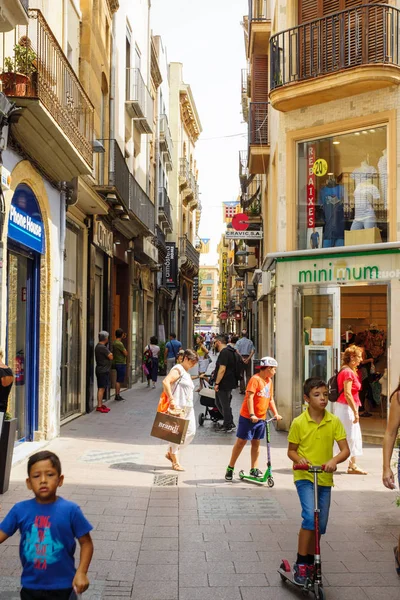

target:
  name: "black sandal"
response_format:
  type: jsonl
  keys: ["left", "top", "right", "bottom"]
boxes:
{"left": 394, "top": 546, "right": 400, "bottom": 577}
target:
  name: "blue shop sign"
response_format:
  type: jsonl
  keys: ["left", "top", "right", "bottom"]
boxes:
{"left": 8, "top": 185, "right": 45, "bottom": 254}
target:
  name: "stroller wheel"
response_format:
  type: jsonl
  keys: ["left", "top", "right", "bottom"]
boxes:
{"left": 198, "top": 413, "right": 205, "bottom": 426}
{"left": 239, "top": 470, "right": 245, "bottom": 480}
{"left": 267, "top": 477, "right": 275, "bottom": 488}
{"left": 316, "top": 587, "right": 325, "bottom": 600}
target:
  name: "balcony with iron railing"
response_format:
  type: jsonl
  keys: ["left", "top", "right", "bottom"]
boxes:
{"left": 158, "top": 187, "right": 173, "bottom": 233}
{"left": 270, "top": 4, "right": 400, "bottom": 112}
{"left": 248, "top": 102, "right": 270, "bottom": 174}
{"left": 241, "top": 68, "right": 250, "bottom": 122}
{"left": 96, "top": 139, "right": 155, "bottom": 235}
{"left": 0, "top": 9, "right": 94, "bottom": 180}
{"left": 159, "top": 114, "right": 173, "bottom": 169}
{"left": 0, "top": 0, "right": 29, "bottom": 32}
{"left": 125, "top": 67, "right": 153, "bottom": 134}
{"left": 179, "top": 157, "right": 190, "bottom": 187}
{"left": 179, "top": 235, "right": 200, "bottom": 274}
{"left": 247, "top": 0, "right": 271, "bottom": 57}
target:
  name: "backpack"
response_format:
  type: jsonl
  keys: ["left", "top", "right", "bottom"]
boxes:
{"left": 226, "top": 346, "right": 242, "bottom": 387}
{"left": 327, "top": 369, "right": 344, "bottom": 402}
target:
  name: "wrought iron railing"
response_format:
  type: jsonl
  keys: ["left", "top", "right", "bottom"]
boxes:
{"left": 158, "top": 187, "right": 172, "bottom": 229}
{"left": 159, "top": 114, "right": 173, "bottom": 156}
{"left": 126, "top": 67, "right": 153, "bottom": 133}
{"left": 239, "top": 150, "right": 248, "bottom": 180}
{"left": 270, "top": 4, "right": 400, "bottom": 91}
{"left": 179, "top": 235, "right": 200, "bottom": 270}
{"left": 0, "top": 9, "right": 94, "bottom": 166}
{"left": 130, "top": 173, "right": 155, "bottom": 233}
{"left": 249, "top": 0, "right": 270, "bottom": 22}
{"left": 155, "top": 224, "right": 166, "bottom": 251}
{"left": 248, "top": 102, "right": 269, "bottom": 146}
{"left": 98, "top": 139, "right": 155, "bottom": 233}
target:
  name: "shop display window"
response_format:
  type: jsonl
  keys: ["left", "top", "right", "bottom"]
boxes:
{"left": 297, "top": 126, "right": 388, "bottom": 250}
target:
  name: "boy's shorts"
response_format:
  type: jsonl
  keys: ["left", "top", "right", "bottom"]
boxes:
{"left": 295, "top": 480, "right": 331, "bottom": 534}
{"left": 115, "top": 364, "right": 126, "bottom": 383}
{"left": 21, "top": 589, "right": 74, "bottom": 600}
{"left": 237, "top": 415, "right": 266, "bottom": 440}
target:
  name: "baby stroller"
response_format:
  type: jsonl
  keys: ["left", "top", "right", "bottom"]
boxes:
{"left": 198, "top": 379, "right": 223, "bottom": 426}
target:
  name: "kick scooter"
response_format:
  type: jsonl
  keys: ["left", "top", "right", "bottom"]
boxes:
{"left": 278, "top": 463, "right": 326, "bottom": 600}
{"left": 238, "top": 416, "right": 276, "bottom": 487}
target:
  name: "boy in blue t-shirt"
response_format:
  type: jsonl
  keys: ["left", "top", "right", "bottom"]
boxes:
{"left": 0, "top": 451, "right": 93, "bottom": 600}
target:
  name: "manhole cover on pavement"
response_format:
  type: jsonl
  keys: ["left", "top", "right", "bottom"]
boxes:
{"left": 153, "top": 474, "right": 178, "bottom": 486}
{"left": 78, "top": 450, "right": 143, "bottom": 464}
{"left": 197, "top": 496, "right": 286, "bottom": 520}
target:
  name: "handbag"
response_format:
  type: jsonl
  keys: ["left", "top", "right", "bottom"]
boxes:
{"left": 157, "top": 372, "right": 183, "bottom": 413}
{"left": 142, "top": 363, "right": 150, "bottom": 376}
{"left": 150, "top": 411, "right": 189, "bottom": 445}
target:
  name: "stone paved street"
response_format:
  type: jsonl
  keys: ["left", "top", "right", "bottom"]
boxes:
{"left": 0, "top": 375, "right": 399, "bottom": 599}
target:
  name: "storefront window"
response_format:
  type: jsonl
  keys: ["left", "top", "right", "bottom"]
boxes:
{"left": 297, "top": 126, "right": 388, "bottom": 250}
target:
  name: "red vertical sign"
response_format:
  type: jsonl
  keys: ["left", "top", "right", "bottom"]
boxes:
{"left": 307, "top": 145, "right": 316, "bottom": 228}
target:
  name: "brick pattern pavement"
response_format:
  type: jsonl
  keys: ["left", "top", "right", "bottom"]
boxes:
{"left": 0, "top": 368, "right": 399, "bottom": 599}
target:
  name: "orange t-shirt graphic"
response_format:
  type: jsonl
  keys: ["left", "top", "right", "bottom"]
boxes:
{"left": 240, "top": 375, "right": 273, "bottom": 420}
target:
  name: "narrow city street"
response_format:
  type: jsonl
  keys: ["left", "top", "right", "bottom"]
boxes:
{"left": 0, "top": 376, "right": 399, "bottom": 600}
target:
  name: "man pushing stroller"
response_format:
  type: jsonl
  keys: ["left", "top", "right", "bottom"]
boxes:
{"left": 225, "top": 357, "right": 282, "bottom": 481}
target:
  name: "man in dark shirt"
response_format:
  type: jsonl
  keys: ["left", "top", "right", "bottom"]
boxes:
{"left": 214, "top": 334, "right": 238, "bottom": 432}
{"left": 95, "top": 331, "right": 113, "bottom": 413}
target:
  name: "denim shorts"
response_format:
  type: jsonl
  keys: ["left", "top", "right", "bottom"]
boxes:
{"left": 295, "top": 479, "right": 331, "bottom": 534}
{"left": 236, "top": 415, "right": 266, "bottom": 441}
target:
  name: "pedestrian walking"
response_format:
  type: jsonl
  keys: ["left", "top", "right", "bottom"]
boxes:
{"left": 0, "top": 348, "right": 14, "bottom": 439}
{"left": 382, "top": 379, "right": 400, "bottom": 576}
{"left": 95, "top": 331, "right": 113, "bottom": 413}
{"left": 225, "top": 357, "right": 282, "bottom": 481}
{"left": 144, "top": 336, "right": 160, "bottom": 389}
{"left": 164, "top": 333, "right": 182, "bottom": 374}
{"left": 112, "top": 328, "right": 128, "bottom": 401}
{"left": 195, "top": 335, "right": 210, "bottom": 391}
{"left": 214, "top": 334, "right": 240, "bottom": 432}
{"left": 162, "top": 349, "right": 199, "bottom": 471}
{"left": 334, "top": 345, "right": 368, "bottom": 474}
{"left": 288, "top": 378, "right": 350, "bottom": 585}
{"left": 205, "top": 331, "right": 212, "bottom": 350}
{"left": 0, "top": 450, "right": 94, "bottom": 599}
{"left": 235, "top": 329, "right": 255, "bottom": 394}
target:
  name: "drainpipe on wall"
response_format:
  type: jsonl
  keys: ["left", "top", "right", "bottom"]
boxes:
{"left": 55, "top": 181, "right": 67, "bottom": 438}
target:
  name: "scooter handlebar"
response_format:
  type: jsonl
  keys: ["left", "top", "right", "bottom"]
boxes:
{"left": 293, "top": 464, "right": 326, "bottom": 471}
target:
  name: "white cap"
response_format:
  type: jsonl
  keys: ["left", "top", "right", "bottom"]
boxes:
{"left": 259, "top": 356, "right": 278, "bottom": 368}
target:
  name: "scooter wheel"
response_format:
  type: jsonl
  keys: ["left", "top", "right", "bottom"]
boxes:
{"left": 316, "top": 588, "right": 325, "bottom": 600}
{"left": 239, "top": 470, "right": 245, "bottom": 480}
{"left": 198, "top": 413, "right": 205, "bottom": 426}
{"left": 267, "top": 477, "right": 275, "bottom": 488}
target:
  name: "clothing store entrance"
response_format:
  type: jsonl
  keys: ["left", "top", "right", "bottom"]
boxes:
{"left": 298, "top": 284, "right": 388, "bottom": 439}
{"left": 340, "top": 285, "right": 388, "bottom": 439}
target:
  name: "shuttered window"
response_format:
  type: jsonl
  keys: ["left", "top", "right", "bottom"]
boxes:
{"left": 250, "top": 55, "right": 268, "bottom": 145}
{"left": 252, "top": 55, "right": 268, "bottom": 101}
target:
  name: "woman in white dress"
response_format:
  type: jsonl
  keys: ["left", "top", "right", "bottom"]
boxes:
{"left": 162, "top": 349, "right": 199, "bottom": 471}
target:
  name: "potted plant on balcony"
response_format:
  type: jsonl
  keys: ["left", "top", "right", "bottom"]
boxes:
{"left": 0, "top": 411, "right": 17, "bottom": 494}
{"left": 0, "top": 38, "right": 37, "bottom": 97}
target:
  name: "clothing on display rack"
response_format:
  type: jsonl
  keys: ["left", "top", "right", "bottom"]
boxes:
{"left": 356, "top": 325, "right": 386, "bottom": 360}
{"left": 351, "top": 182, "right": 379, "bottom": 230}
{"left": 318, "top": 179, "right": 345, "bottom": 247}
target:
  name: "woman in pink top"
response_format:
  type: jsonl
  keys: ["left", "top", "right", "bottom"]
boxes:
{"left": 335, "top": 345, "right": 367, "bottom": 475}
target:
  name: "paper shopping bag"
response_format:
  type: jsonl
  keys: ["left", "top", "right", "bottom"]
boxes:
{"left": 150, "top": 411, "right": 189, "bottom": 445}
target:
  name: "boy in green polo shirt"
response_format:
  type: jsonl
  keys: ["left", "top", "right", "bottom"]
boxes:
{"left": 287, "top": 377, "right": 350, "bottom": 585}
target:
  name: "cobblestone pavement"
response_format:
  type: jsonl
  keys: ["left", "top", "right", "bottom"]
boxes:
{"left": 0, "top": 366, "right": 399, "bottom": 599}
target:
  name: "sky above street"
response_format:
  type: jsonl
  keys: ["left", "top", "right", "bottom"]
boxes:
{"left": 151, "top": 0, "right": 247, "bottom": 265}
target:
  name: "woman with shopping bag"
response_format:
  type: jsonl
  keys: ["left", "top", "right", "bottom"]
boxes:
{"left": 162, "top": 349, "right": 198, "bottom": 471}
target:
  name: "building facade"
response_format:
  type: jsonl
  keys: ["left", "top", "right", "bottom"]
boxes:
{"left": 243, "top": 0, "right": 400, "bottom": 440}
{"left": 197, "top": 266, "right": 219, "bottom": 333}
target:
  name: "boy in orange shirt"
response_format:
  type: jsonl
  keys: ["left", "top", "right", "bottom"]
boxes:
{"left": 225, "top": 357, "right": 282, "bottom": 481}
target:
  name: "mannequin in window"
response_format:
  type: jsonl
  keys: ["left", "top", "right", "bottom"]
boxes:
{"left": 318, "top": 173, "right": 345, "bottom": 247}
{"left": 303, "top": 316, "right": 313, "bottom": 346}
{"left": 350, "top": 159, "right": 379, "bottom": 230}
{"left": 378, "top": 149, "right": 387, "bottom": 209}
